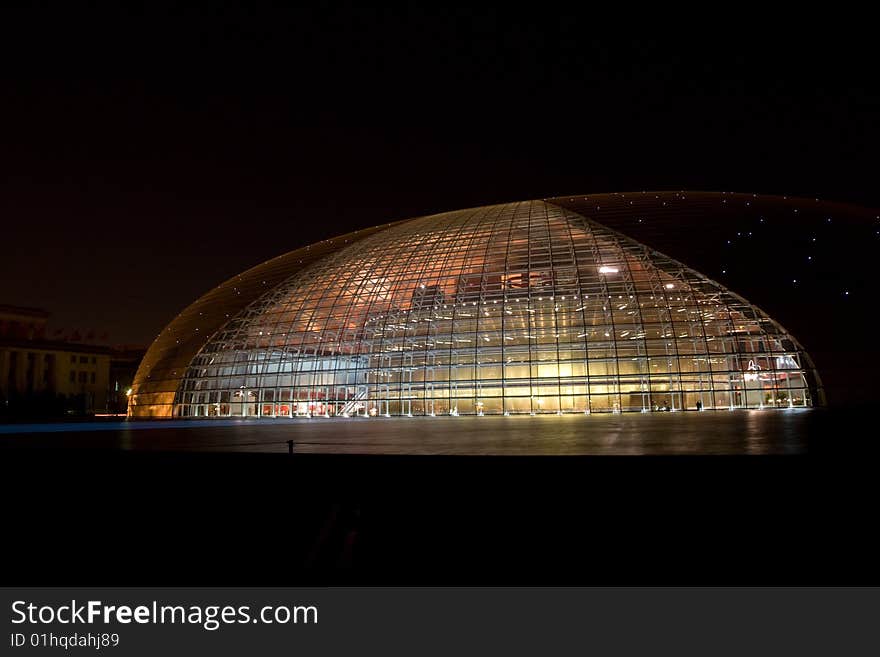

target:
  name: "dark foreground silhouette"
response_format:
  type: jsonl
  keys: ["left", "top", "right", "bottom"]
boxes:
{"left": 1, "top": 406, "right": 876, "bottom": 585}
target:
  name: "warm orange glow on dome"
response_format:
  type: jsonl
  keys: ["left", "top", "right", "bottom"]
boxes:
{"left": 130, "top": 195, "right": 822, "bottom": 418}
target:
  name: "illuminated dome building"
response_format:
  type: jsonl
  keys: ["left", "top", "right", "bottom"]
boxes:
{"left": 130, "top": 193, "right": 824, "bottom": 418}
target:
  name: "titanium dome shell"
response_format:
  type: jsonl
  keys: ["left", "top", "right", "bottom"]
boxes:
{"left": 129, "top": 194, "right": 823, "bottom": 418}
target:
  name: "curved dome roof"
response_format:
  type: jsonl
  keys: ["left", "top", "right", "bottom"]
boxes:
{"left": 130, "top": 193, "right": 823, "bottom": 418}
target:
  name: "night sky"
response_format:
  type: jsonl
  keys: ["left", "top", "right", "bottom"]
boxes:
{"left": 2, "top": 6, "right": 877, "bottom": 351}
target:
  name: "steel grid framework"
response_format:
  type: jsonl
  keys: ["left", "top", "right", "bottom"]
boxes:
{"left": 135, "top": 199, "right": 820, "bottom": 418}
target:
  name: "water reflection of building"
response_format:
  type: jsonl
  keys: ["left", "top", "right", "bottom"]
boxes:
{"left": 130, "top": 195, "right": 823, "bottom": 419}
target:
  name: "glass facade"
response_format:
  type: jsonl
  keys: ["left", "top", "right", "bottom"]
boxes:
{"left": 130, "top": 198, "right": 822, "bottom": 418}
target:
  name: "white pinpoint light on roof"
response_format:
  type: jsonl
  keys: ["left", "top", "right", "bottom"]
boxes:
{"left": 598, "top": 266, "right": 618, "bottom": 274}
{"left": 665, "top": 283, "right": 675, "bottom": 289}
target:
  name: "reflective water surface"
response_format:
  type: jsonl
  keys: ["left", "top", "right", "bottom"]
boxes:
{"left": 0, "top": 408, "right": 832, "bottom": 454}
